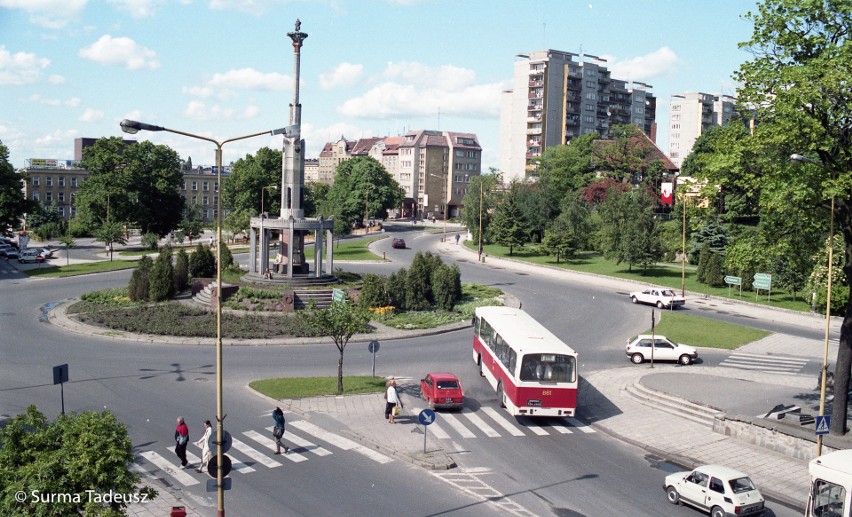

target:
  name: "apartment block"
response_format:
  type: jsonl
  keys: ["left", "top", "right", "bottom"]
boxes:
{"left": 668, "top": 92, "right": 738, "bottom": 167}
{"left": 499, "top": 49, "right": 657, "bottom": 182}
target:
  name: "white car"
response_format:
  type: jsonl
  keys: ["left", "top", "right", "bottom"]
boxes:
{"left": 626, "top": 335, "right": 698, "bottom": 365}
{"left": 665, "top": 465, "right": 765, "bottom": 517}
{"left": 630, "top": 287, "right": 686, "bottom": 309}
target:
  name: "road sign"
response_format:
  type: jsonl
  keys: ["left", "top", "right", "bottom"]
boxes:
{"left": 816, "top": 415, "right": 831, "bottom": 435}
{"left": 53, "top": 364, "right": 69, "bottom": 384}
{"left": 208, "top": 429, "right": 232, "bottom": 455}
{"left": 418, "top": 409, "right": 436, "bottom": 426}
{"left": 724, "top": 276, "right": 741, "bottom": 286}
{"left": 753, "top": 273, "right": 772, "bottom": 290}
{"left": 207, "top": 454, "right": 232, "bottom": 478}
{"left": 368, "top": 340, "right": 380, "bottom": 353}
{"left": 332, "top": 288, "right": 345, "bottom": 303}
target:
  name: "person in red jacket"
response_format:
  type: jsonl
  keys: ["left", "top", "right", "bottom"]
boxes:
{"left": 174, "top": 416, "right": 189, "bottom": 469}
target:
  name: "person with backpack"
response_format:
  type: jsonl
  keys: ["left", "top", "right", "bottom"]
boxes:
{"left": 272, "top": 407, "right": 289, "bottom": 454}
{"left": 174, "top": 416, "right": 189, "bottom": 469}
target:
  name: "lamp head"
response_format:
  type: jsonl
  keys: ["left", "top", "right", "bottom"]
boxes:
{"left": 120, "top": 119, "right": 165, "bottom": 134}
{"left": 790, "top": 153, "right": 809, "bottom": 164}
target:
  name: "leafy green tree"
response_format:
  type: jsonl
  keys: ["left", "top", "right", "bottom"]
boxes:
{"left": 128, "top": 255, "right": 153, "bottom": 301}
{"left": 77, "top": 137, "right": 184, "bottom": 236}
{"left": 174, "top": 248, "right": 189, "bottom": 292}
{"left": 696, "top": 247, "right": 710, "bottom": 284}
{"left": 221, "top": 147, "right": 282, "bottom": 215}
{"left": 180, "top": 201, "right": 205, "bottom": 244}
{"left": 386, "top": 269, "right": 407, "bottom": 310}
{"left": 0, "top": 405, "right": 157, "bottom": 516}
{"left": 705, "top": 253, "right": 725, "bottom": 287}
{"left": 490, "top": 191, "right": 526, "bottom": 255}
{"left": 432, "top": 263, "right": 461, "bottom": 311}
{"left": 304, "top": 182, "right": 331, "bottom": 218}
{"left": 533, "top": 132, "right": 597, "bottom": 200}
{"left": 94, "top": 221, "right": 127, "bottom": 261}
{"left": 0, "top": 141, "right": 31, "bottom": 236}
{"left": 806, "top": 234, "right": 849, "bottom": 316}
{"left": 736, "top": 0, "right": 852, "bottom": 433}
{"left": 689, "top": 220, "right": 729, "bottom": 263}
{"left": 141, "top": 232, "right": 159, "bottom": 251}
{"left": 359, "top": 273, "right": 389, "bottom": 309}
{"left": 326, "top": 157, "right": 404, "bottom": 227}
{"left": 301, "top": 300, "right": 371, "bottom": 395}
{"left": 189, "top": 243, "right": 215, "bottom": 278}
{"left": 406, "top": 252, "right": 436, "bottom": 310}
{"left": 593, "top": 124, "right": 652, "bottom": 184}
{"left": 26, "top": 204, "right": 63, "bottom": 230}
{"left": 58, "top": 234, "right": 75, "bottom": 266}
{"left": 460, "top": 172, "right": 500, "bottom": 253}
{"left": 218, "top": 242, "right": 234, "bottom": 270}
{"left": 224, "top": 209, "right": 251, "bottom": 240}
{"left": 149, "top": 246, "right": 175, "bottom": 302}
{"left": 581, "top": 178, "right": 631, "bottom": 206}
{"left": 597, "top": 190, "right": 662, "bottom": 272}
{"left": 513, "top": 179, "right": 558, "bottom": 243}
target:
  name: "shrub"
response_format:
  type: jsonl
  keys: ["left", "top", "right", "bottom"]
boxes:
{"left": 406, "top": 252, "right": 442, "bottom": 310}
{"left": 359, "top": 273, "right": 388, "bottom": 309}
{"left": 218, "top": 242, "right": 234, "bottom": 269}
{"left": 141, "top": 232, "right": 159, "bottom": 251}
{"left": 432, "top": 264, "right": 461, "bottom": 311}
{"left": 128, "top": 255, "right": 152, "bottom": 301}
{"left": 174, "top": 248, "right": 189, "bottom": 292}
{"left": 704, "top": 253, "right": 725, "bottom": 287}
{"left": 189, "top": 243, "right": 215, "bottom": 278}
{"left": 387, "top": 269, "right": 407, "bottom": 310}
{"left": 696, "top": 247, "right": 710, "bottom": 284}
{"left": 149, "top": 246, "right": 175, "bottom": 302}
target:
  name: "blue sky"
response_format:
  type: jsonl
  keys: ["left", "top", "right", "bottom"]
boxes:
{"left": 1, "top": 0, "right": 757, "bottom": 172}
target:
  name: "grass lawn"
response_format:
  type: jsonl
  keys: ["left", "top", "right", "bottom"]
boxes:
{"left": 640, "top": 310, "right": 770, "bottom": 350}
{"left": 322, "top": 235, "right": 385, "bottom": 261}
{"left": 24, "top": 259, "right": 140, "bottom": 278}
{"left": 250, "top": 375, "right": 388, "bottom": 399}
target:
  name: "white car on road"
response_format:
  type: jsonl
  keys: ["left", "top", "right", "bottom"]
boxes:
{"left": 630, "top": 287, "right": 686, "bottom": 309}
{"left": 625, "top": 335, "right": 698, "bottom": 365}
{"left": 665, "top": 464, "right": 765, "bottom": 517}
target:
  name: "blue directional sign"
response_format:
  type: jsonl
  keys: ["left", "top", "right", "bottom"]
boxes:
{"left": 418, "top": 409, "right": 436, "bottom": 426}
{"left": 816, "top": 415, "right": 831, "bottom": 435}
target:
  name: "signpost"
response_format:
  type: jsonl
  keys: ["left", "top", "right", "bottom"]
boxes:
{"left": 332, "top": 288, "right": 345, "bottom": 303}
{"left": 753, "top": 273, "right": 772, "bottom": 302}
{"left": 724, "top": 275, "right": 742, "bottom": 298}
{"left": 815, "top": 415, "right": 831, "bottom": 436}
{"left": 52, "top": 363, "right": 69, "bottom": 415}
{"left": 368, "top": 340, "right": 380, "bottom": 376}
{"left": 418, "top": 409, "right": 436, "bottom": 453}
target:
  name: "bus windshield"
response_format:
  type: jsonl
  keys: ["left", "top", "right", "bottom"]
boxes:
{"left": 518, "top": 353, "right": 576, "bottom": 383}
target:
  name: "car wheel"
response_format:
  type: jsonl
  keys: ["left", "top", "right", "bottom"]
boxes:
{"left": 631, "top": 353, "right": 644, "bottom": 364}
{"left": 657, "top": 300, "right": 665, "bottom": 309}
{"left": 665, "top": 486, "right": 680, "bottom": 505}
{"left": 631, "top": 296, "right": 639, "bottom": 304}
{"left": 711, "top": 506, "right": 725, "bottom": 517}
{"left": 496, "top": 381, "right": 505, "bottom": 408}
{"left": 678, "top": 354, "right": 693, "bottom": 366}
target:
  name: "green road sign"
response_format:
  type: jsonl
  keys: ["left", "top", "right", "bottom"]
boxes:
{"left": 724, "top": 276, "right": 741, "bottom": 286}
{"left": 753, "top": 273, "right": 772, "bottom": 290}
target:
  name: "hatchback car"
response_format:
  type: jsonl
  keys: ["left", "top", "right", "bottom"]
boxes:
{"left": 391, "top": 238, "right": 406, "bottom": 249}
{"left": 630, "top": 287, "right": 686, "bottom": 309}
{"left": 665, "top": 465, "right": 765, "bottom": 517}
{"left": 18, "top": 249, "right": 45, "bottom": 263}
{"left": 626, "top": 335, "right": 698, "bottom": 365}
{"left": 420, "top": 372, "right": 464, "bottom": 410}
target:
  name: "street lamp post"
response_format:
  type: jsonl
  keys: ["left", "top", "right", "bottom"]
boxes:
{"left": 120, "top": 119, "right": 287, "bottom": 516}
{"left": 791, "top": 152, "right": 834, "bottom": 455}
{"left": 478, "top": 178, "right": 484, "bottom": 261}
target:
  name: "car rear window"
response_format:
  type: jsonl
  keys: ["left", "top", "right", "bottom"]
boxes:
{"left": 436, "top": 381, "right": 459, "bottom": 389}
{"left": 729, "top": 477, "right": 756, "bottom": 493}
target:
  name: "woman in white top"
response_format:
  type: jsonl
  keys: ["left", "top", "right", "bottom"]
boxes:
{"left": 194, "top": 420, "right": 212, "bottom": 473}
{"left": 384, "top": 379, "right": 403, "bottom": 424}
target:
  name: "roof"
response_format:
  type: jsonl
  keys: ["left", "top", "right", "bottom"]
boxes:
{"left": 691, "top": 465, "right": 751, "bottom": 480}
{"left": 426, "top": 372, "right": 459, "bottom": 381}
{"left": 595, "top": 130, "right": 678, "bottom": 173}
{"left": 475, "top": 306, "right": 577, "bottom": 357}
{"left": 810, "top": 449, "right": 852, "bottom": 475}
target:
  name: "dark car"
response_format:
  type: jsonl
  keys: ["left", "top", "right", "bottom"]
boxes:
{"left": 391, "top": 238, "right": 406, "bottom": 249}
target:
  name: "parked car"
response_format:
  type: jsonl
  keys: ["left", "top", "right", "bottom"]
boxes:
{"left": 629, "top": 287, "right": 686, "bottom": 309}
{"left": 0, "top": 237, "right": 17, "bottom": 248}
{"left": 391, "top": 238, "right": 406, "bottom": 249}
{"left": 18, "top": 249, "right": 45, "bottom": 263}
{"left": 0, "top": 245, "right": 18, "bottom": 260}
{"left": 37, "top": 247, "right": 56, "bottom": 259}
{"left": 420, "top": 372, "right": 464, "bottom": 410}
{"left": 665, "top": 464, "right": 765, "bottom": 517}
{"left": 626, "top": 335, "right": 698, "bottom": 365}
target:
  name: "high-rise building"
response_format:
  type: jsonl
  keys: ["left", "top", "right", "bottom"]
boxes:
{"left": 499, "top": 49, "right": 657, "bottom": 183}
{"left": 667, "top": 92, "right": 738, "bottom": 167}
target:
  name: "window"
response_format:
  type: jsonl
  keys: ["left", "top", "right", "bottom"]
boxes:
{"left": 33, "top": 192, "right": 40, "bottom": 201}
{"left": 671, "top": 123, "right": 680, "bottom": 130}
{"left": 58, "top": 192, "right": 65, "bottom": 202}
{"left": 709, "top": 478, "right": 725, "bottom": 494}
{"left": 214, "top": 182, "right": 219, "bottom": 192}
{"left": 672, "top": 104, "right": 681, "bottom": 111}
{"left": 203, "top": 181, "right": 209, "bottom": 191}
{"left": 46, "top": 177, "right": 53, "bottom": 187}
{"left": 58, "top": 176, "right": 65, "bottom": 187}
{"left": 46, "top": 192, "right": 52, "bottom": 202}
{"left": 585, "top": 104, "right": 595, "bottom": 111}
{"left": 634, "top": 106, "right": 644, "bottom": 114}
{"left": 32, "top": 176, "right": 40, "bottom": 187}
{"left": 71, "top": 177, "right": 77, "bottom": 188}
{"left": 672, "top": 114, "right": 681, "bottom": 120}
{"left": 203, "top": 196, "right": 209, "bottom": 206}
{"left": 192, "top": 181, "right": 198, "bottom": 191}
{"left": 583, "top": 115, "right": 594, "bottom": 123}
{"left": 70, "top": 193, "right": 76, "bottom": 204}
{"left": 455, "top": 150, "right": 464, "bottom": 157}
{"left": 585, "top": 92, "right": 596, "bottom": 100}
{"left": 586, "top": 80, "right": 595, "bottom": 88}
{"left": 182, "top": 181, "right": 187, "bottom": 191}
{"left": 671, "top": 133, "right": 680, "bottom": 139}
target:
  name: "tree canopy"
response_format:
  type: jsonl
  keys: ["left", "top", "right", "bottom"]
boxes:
{"left": 221, "top": 147, "right": 282, "bottom": 216}
{"left": 0, "top": 141, "right": 30, "bottom": 235}
{"left": 325, "top": 157, "right": 404, "bottom": 226}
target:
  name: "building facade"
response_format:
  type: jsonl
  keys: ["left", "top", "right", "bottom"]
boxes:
{"left": 499, "top": 49, "right": 657, "bottom": 182}
{"left": 667, "top": 92, "right": 738, "bottom": 167}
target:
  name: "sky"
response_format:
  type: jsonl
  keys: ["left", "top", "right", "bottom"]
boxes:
{"left": 0, "top": 0, "right": 758, "bottom": 172}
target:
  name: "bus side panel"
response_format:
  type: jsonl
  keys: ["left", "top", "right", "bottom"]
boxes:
{"left": 515, "top": 386, "right": 577, "bottom": 409}
{"left": 474, "top": 335, "right": 499, "bottom": 391}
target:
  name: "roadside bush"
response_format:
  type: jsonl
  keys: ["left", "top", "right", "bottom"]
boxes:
{"left": 189, "top": 243, "right": 215, "bottom": 278}
{"left": 174, "top": 248, "right": 189, "bottom": 292}
{"left": 406, "top": 252, "right": 443, "bottom": 310}
{"left": 432, "top": 264, "right": 461, "bottom": 311}
{"left": 141, "top": 232, "right": 159, "bottom": 251}
{"left": 359, "top": 273, "right": 389, "bottom": 309}
{"left": 696, "top": 247, "right": 710, "bottom": 284}
{"left": 149, "top": 246, "right": 175, "bottom": 302}
{"left": 704, "top": 253, "right": 725, "bottom": 287}
{"left": 387, "top": 269, "right": 407, "bottom": 310}
{"left": 128, "top": 255, "right": 153, "bottom": 301}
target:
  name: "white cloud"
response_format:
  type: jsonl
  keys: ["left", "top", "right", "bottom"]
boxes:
{"left": 338, "top": 62, "right": 506, "bottom": 119}
{"left": 182, "top": 100, "right": 260, "bottom": 121}
{"left": 79, "top": 35, "right": 160, "bottom": 70}
{"left": 207, "top": 0, "right": 274, "bottom": 14}
{"left": 107, "top": 0, "right": 161, "bottom": 17}
{"left": 65, "top": 97, "right": 82, "bottom": 107}
{"left": 603, "top": 47, "right": 680, "bottom": 82}
{"left": 79, "top": 108, "right": 104, "bottom": 122}
{"left": 47, "top": 74, "right": 65, "bottom": 84}
{"left": 26, "top": 94, "right": 61, "bottom": 106}
{"left": 0, "top": 46, "right": 50, "bottom": 85}
{"left": 182, "top": 86, "right": 214, "bottom": 98}
{"left": 319, "top": 62, "right": 364, "bottom": 90}
{"left": 206, "top": 68, "right": 290, "bottom": 91}
{"left": 0, "top": 0, "right": 88, "bottom": 28}
{"left": 34, "top": 129, "right": 79, "bottom": 149}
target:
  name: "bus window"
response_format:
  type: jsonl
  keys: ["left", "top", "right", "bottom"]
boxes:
{"left": 519, "top": 354, "right": 576, "bottom": 383}
{"left": 812, "top": 479, "right": 845, "bottom": 517}
{"left": 508, "top": 348, "right": 517, "bottom": 375}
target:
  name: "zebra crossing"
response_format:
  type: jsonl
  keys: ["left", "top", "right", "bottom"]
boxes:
{"left": 132, "top": 408, "right": 595, "bottom": 487}
{"left": 719, "top": 352, "right": 809, "bottom": 374}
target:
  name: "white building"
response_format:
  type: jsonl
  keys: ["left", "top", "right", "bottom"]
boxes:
{"left": 668, "top": 92, "right": 738, "bottom": 167}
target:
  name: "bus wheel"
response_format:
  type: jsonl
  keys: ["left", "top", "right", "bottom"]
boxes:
{"left": 497, "top": 381, "right": 505, "bottom": 408}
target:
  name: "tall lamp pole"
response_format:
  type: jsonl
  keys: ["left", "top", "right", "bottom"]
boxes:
{"left": 791, "top": 152, "right": 834, "bottom": 455}
{"left": 120, "top": 119, "right": 288, "bottom": 516}
{"left": 478, "top": 177, "right": 484, "bottom": 261}
{"left": 681, "top": 192, "right": 687, "bottom": 297}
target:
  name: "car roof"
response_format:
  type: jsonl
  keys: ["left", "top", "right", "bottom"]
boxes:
{"left": 426, "top": 372, "right": 459, "bottom": 381}
{"left": 635, "top": 335, "right": 672, "bottom": 340}
{"left": 693, "top": 465, "right": 751, "bottom": 480}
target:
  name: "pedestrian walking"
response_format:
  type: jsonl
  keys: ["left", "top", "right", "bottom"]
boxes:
{"left": 272, "top": 407, "right": 289, "bottom": 454}
{"left": 174, "top": 416, "right": 189, "bottom": 469}
{"left": 194, "top": 420, "right": 212, "bottom": 473}
{"left": 384, "top": 379, "right": 403, "bottom": 424}
{"left": 455, "top": 233, "right": 461, "bottom": 245}
{"left": 209, "top": 235, "right": 214, "bottom": 247}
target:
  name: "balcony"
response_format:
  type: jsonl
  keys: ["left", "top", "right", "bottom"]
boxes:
{"left": 526, "top": 114, "right": 542, "bottom": 122}
{"left": 527, "top": 127, "right": 542, "bottom": 135}
{"left": 527, "top": 104, "right": 542, "bottom": 112}
{"left": 529, "top": 80, "right": 543, "bottom": 87}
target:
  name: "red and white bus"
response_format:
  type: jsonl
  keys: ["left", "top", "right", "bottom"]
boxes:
{"left": 472, "top": 306, "right": 578, "bottom": 417}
